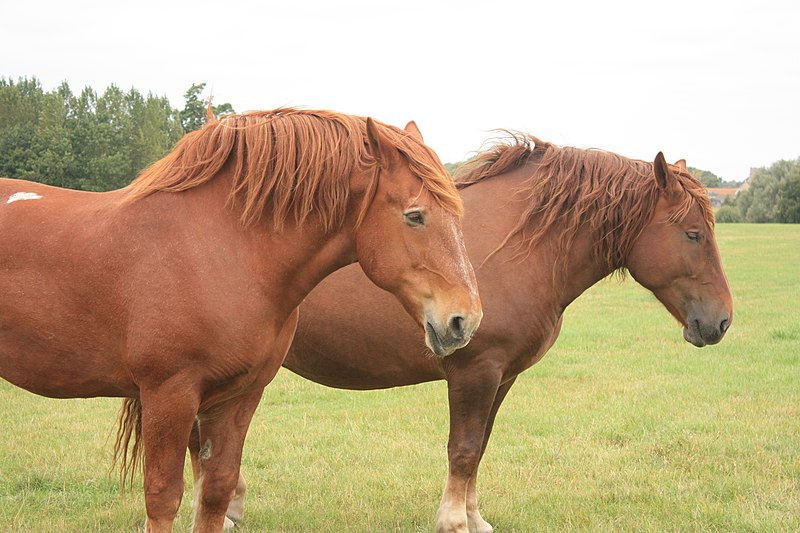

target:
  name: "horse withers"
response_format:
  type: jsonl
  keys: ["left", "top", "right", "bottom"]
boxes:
{"left": 218, "top": 133, "right": 732, "bottom": 532}
{"left": 0, "top": 109, "right": 481, "bottom": 532}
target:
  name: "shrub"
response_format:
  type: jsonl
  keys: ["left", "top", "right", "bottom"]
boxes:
{"left": 715, "top": 205, "right": 741, "bottom": 223}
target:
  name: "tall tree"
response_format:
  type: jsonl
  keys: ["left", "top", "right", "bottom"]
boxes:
{"left": 30, "top": 86, "right": 74, "bottom": 188}
{"left": 690, "top": 166, "right": 721, "bottom": 188}
{"left": 733, "top": 158, "right": 800, "bottom": 222}
{"left": 0, "top": 76, "right": 204, "bottom": 191}
{"left": 775, "top": 172, "right": 800, "bottom": 223}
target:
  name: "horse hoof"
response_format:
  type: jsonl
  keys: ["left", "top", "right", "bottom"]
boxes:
{"left": 468, "top": 513, "right": 493, "bottom": 533}
{"left": 470, "top": 521, "right": 493, "bottom": 533}
{"left": 223, "top": 516, "right": 236, "bottom": 530}
{"left": 435, "top": 518, "right": 470, "bottom": 533}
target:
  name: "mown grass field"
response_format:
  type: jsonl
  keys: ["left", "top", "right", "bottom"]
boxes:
{"left": 1, "top": 224, "right": 798, "bottom": 532}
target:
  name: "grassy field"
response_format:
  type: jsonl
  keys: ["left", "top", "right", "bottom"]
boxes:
{"left": 1, "top": 224, "right": 798, "bottom": 532}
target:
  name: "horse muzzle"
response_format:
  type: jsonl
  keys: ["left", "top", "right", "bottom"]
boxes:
{"left": 424, "top": 311, "right": 482, "bottom": 357}
{"left": 682, "top": 312, "right": 732, "bottom": 347}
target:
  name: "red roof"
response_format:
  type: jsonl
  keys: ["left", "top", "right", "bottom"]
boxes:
{"left": 706, "top": 188, "right": 739, "bottom": 197}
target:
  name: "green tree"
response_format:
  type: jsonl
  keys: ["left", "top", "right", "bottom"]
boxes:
{"left": 719, "top": 178, "right": 744, "bottom": 188}
{"left": 689, "top": 166, "right": 721, "bottom": 188}
{"left": 715, "top": 205, "right": 741, "bottom": 223}
{"left": 180, "top": 82, "right": 234, "bottom": 132}
{"left": 733, "top": 159, "right": 800, "bottom": 223}
{"left": 30, "top": 85, "right": 74, "bottom": 188}
{"left": 0, "top": 76, "right": 202, "bottom": 191}
{"left": 127, "top": 89, "right": 183, "bottom": 178}
{"left": 775, "top": 172, "right": 800, "bottom": 223}
{"left": 0, "top": 77, "right": 44, "bottom": 180}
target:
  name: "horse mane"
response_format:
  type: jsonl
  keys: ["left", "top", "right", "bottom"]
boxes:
{"left": 456, "top": 132, "right": 714, "bottom": 273}
{"left": 124, "top": 108, "right": 462, "bottom": 231}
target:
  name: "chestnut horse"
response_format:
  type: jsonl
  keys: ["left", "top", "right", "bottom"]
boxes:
{"left": 0, "top": 109, "right": 482, "bottom": 532}
{"left": 213, "top": 134, "right": 733, "bottom": 532}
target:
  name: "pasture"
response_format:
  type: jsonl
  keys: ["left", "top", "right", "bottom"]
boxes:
{"left": 1, "top": 223, "right": 798, "bottom": 532}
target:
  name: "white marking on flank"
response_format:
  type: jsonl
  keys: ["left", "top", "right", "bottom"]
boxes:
{"left": 7, "top": 192, "right": 43, "bottom": 204}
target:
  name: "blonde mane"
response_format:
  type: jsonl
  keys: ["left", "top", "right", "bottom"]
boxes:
{"left": 457, "top": 133, "right": 714, "bottom": 273}
{"left": 125, "top": 108, "right": 462, "bottom": 231}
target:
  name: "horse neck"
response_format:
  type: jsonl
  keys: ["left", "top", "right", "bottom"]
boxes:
{"left": 262, "top": 222, "right": 357, "bottom": 312}
{"left": 187, "top": 168, "right": 359, "bottom": 317}
{"left": 463, "top": 169, "right": 615, "bottom": 316}
{"left": 549, "top": 227, "right": 615, "bottom": 312}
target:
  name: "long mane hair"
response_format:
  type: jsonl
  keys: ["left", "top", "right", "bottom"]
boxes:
{"left": 125, "top": 108, "right": 462, "bottom": 231}
{"left": 457, "top": 133, "right": 714, "bottom": 273}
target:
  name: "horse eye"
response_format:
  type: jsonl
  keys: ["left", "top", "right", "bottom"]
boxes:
{"left": 686, "top": 231, "right": 701, "bottom": 242}
{"left": 404, "top": 210, "right": 425, "bottom": 227}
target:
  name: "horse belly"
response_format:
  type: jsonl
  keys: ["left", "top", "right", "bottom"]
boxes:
{"left": 0, "top": 239, "right": 131, "bottom": 397}
{"left": 0, "top": 340, "right": 131, "bottom": 398}
{"left": 0, "top": 292, "right": 130, "bottom": 398}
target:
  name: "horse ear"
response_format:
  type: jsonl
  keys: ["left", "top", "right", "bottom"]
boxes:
{"left": 674, "top": 159, "right": 688, "bottom": 172}
{"left": 653, "top": 152, "right": 676, "bottom": 192}
{"left": 404, "top": 121, "right": 424, "bottom": 143}
{"left": 206, "top": 99, "right": 216, "bottom": 124}
{"left": 366, "top": 117, "right": 392, "bottom": 169}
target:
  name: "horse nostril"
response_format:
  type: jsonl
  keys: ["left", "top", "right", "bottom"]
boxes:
{"left": 720, "top": 318, "right": 730, "bottom": 334}
{"left": 448, "top": 315, "right": 465, "bottom": 340}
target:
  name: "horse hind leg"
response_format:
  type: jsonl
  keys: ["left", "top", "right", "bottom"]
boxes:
{"left": 226, "top": 472, "right": 247, "bottom": 524}
{"left": 465, "top": 376, "right": 517, "bottom": 533}
{"left": 189, "top": 420, "right": 246, "bottom": 530}
{"left": 192, "top": 388, "right": 264, "bottom": 533}
{"left": 436, "top": 363, "right": 503, "bottom": 533}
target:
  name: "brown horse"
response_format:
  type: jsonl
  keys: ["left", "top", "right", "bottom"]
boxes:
{"left": 0, "top": 109, "right": 482, "bottom": 533}
{"left": 214, "top": 134, "right": 733, "bottom": 532}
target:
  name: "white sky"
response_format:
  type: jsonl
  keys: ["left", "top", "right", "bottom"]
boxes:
{"left": 4, "top": 0, "right": 799, "bottom": 182}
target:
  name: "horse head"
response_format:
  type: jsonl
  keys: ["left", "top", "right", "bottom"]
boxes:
{"left": 627, "top": 153, "right": 733, "bottom": 346}
{"left": 349, "top": 119, "right": 482, "bottom": 357}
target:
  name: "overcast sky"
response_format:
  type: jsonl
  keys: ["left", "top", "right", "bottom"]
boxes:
{"left": 4, "top": 0, "right": 799, "bottom": 181}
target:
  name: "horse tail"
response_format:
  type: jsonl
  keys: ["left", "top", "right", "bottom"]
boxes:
{"left": 111, "top": 398, "right": 143, "bottom": 495}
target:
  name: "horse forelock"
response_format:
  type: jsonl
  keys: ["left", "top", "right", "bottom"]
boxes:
{"left": 124, "top": 108, "right": 462, "bottom": 231}
{"left": 457, "top": 134, "right": 714, "bottom": 274}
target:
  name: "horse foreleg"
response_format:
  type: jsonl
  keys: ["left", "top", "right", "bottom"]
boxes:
{"left": 191, "top": 388, "right": 264, "bottom": 533}
{"left": 436, "top": 362, "right": 503, "bottom": 533}
{"left": 464, "top": 376, "right": 517, "bottom": 533}
{"left": 141, "top": 386, "right": 201, "bottom": 533}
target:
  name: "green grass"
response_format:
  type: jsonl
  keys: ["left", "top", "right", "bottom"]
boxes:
{"left": 1, "top": 224, "right": 799, "bottom": 532}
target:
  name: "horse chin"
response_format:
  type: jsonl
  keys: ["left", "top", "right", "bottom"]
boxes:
{"left": 682, "top": 325, "right": 707, "bottom": 348}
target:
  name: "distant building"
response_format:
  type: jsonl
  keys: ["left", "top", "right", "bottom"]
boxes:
{"left": 706, "top": 187, "right": 740, "bottom": 208}
{"left": 706, "top": 175, "right": 752, "bottom": 208}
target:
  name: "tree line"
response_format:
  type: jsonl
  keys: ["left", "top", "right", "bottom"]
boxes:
{"left": 0, "top": 77, "right": 231, "bottom": 191}
{"left": 716, "top": 158, "right": 800, "bottom": 223}
{"left": 688, "top": 167, "right": 742, "bottom": 189}
{"left": 1, "top": 76, "right": 797, "bottom": 222}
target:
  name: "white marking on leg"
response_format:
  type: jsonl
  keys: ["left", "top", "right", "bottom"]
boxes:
{"left": 7, "top": 192, "right": 43, "bottom": 204}
{"left": 436, "top": 474, "right": 469, "bottom": 533}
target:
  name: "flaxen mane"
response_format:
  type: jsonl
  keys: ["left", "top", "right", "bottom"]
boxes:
{"left": 457, "top": 133, "right": 714, "bottom": 273}
{"left": 125, "top": 108, "right": 462, "bottom": 231}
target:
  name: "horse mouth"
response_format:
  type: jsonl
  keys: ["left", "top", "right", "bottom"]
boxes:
{"left": 683, "top": 324, "right": 707, "bottom": 347}
{"left": 683, "top": 319, "right": 725, "bottom": 348}
{"left": 425, "top": 321, "right": 454, "bottom": 357}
